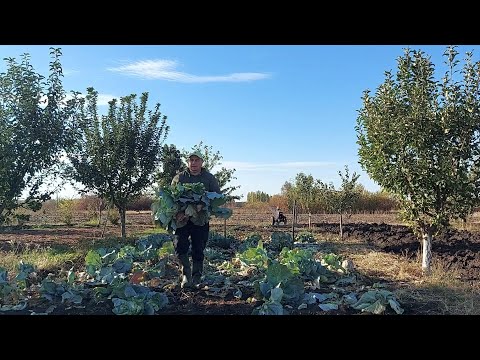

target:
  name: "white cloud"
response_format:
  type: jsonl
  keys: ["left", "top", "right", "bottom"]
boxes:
{"left": 107, "top": 60, "right": 271, "bottom": 83}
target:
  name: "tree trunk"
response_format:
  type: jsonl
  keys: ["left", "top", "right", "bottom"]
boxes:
{"left": 421, "top": 230, "right": 433, "bottom": 274}
{"left": 308, "top": 213, "right": 311, "bottom": 229}
{"left": 120, "top": 207, "right": 126, "bottom": 241}
{"left": 292, "top": 200, "right": 296, "bottom": 241}
{"left": 101, "top": 213, "right": 108, "bottom": 238}
{"left": 224, "top": 218, "right": 227, "bottom": 238}
{"left": 339, "top": 212, "right": 343, "bottom": 240}
{"left": 98, "top": 203, "right": 102, "bottom": 227}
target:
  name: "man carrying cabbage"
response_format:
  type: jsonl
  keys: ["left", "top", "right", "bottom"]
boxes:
{"left": 171, "top": 150, "right": 221, "bottom": 289}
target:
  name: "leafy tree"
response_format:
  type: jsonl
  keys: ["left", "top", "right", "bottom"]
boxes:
{"left": 66, "top": 87, "right": 169, "bottom": 240}
{"left": 281, "top": 181, "right": 295, "bottom": 211}
{"left": 281, "top": 174, "right": 328, "bottom": 215}
{"left": 293, "top": 173, "right": 323, "bottom": 214}
{"left": 155, "top": 144, "right": 185, "bottom": 190}
{"left": 185, "top": 141, "right": 241, "bottom": 201}
{"left": 324, "top": 166, "right": 360, "bottom": 239}
{"left": 356, "top": 46, "right": 480, "bottom": 272}
{"left": 0, "top": 48, "right": 78, "bottom": 224}
{"left": 247, "top": 191, "right": 271, "bottom": 203}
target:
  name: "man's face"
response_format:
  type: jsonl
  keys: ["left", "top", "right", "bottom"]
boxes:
{"left": 188, "top": 156, "right": 203, "bottom": 174}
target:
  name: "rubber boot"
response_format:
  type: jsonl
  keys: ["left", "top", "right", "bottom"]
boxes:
{"left": 192, "top": 260, "right": 203, "bottom": 288}
{"left": 178, "top": 254, "right": 192, "bottom": 289}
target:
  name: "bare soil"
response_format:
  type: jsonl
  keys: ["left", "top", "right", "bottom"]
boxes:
{"left": 311, "top": 222, "right": 480, "bottom": 281}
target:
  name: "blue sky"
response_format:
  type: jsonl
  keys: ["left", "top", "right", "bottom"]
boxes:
{"left": 2, "top": 45, "right": 479, "bottom": 199}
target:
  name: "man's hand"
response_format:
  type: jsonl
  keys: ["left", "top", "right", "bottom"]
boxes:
{"left": 176, "top": 212, "right": 187, "bottom": 222}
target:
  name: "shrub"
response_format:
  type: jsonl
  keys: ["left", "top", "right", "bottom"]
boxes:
{"left": 296, "top": 231, "right": 316, "bottom": 243}
{"left": 268, "top": 232, "right": 293, "bottom": 252}
{"left": 238, "top": 232, "right": 262, "bottom": 252}
{"left": 208, "top": 232, "right": 235, "bottom": 249}
{"left": 58, "top": 199, "right": 75, "bottom": 225}
{"left": 108, "top": 209, "right": 120, "bottom": 225}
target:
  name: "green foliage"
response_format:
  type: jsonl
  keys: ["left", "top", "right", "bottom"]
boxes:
{"left": 237, "top": 241, "right": 270, "bottom": 269}
{"left": 110, "top": 284, "right": 168, "bottom": 315}
{"left": 293, "top": 173, "right": 324, "bottom": 214}
{"left": 136, "top": 233, "right": 172, "bottom": 251}
{"left": 0, "top": 262, "right": 35, "bottom": 310}
{"left": 58, "top": 198, "right": 75, "bottom": 225}
{"left": 281, "top": 181, "right": 295, "bottom": 210}
{"left": 264, "top": 262, "right": 304, "bottom": 304}
{"left": 252, "top": 287, "right": 286, "bottom": 315}
{"left": 246, "top": 191, "right": 271, "bottom": 203}
{"left": 282, "top": 176, "right": 395, "bottom": 214}
{"left": 208, "top": 232, "right": 235, "bottom": 249}
{"left": 356, "top": 46, "right": 480, "bottom": 239}
{"left": 269, "top": 232, "right": 294, "bottom": 252}
{"left": 281, "top": 171, "right": 359, "bottom": 215}
{"left": 325, "top": 166, "right": 360, "bottom": 215}
{"left": 155, "top": 144, "right": 185, "bottom": 190}
{"left": 281, "top": 174, "right": 323, "bottom": 213}
{"left": 238, "top": 233, "right": 262, "bottom": 252}
{"left": 295, "top": 231, "right": 316, "bottom": 243}
{"left": 66, "top": 87, "right": 169, "bottom": 240}
{"left": 352, "top": 288, "right": 404, "bottom": 314}
{"left": 107, "top": 208, "right": 120, "bottom": 225}
{"left": 204, "top": 247, "right": 227, "bottom": 262}
{"left": 0, "top": 47, "right": 78, "bottom": 224}
{"left": 83, "top": 238, "right": 171, "bottom": 314}
{"left": 13, "top": 213, "right": 30, "bottom": 226}
{"left": 279, "top": 248, "right": 316, "bottom": 275}
{"left": 85, "top": 250, "right": 103, "bottom": 275}
{"left": 157, "top": 241, "right": 174, "bottom": 258}
{"left": 253, "top": 260, "right": 305, "bottom": 314}
{"left": 152, "top": 182, "right": 232, "bottom": 232}
{"left": 321, "top": 253, "right": 345, "bottom": 272}
{"left": 278, "top": 248, "right": 337, "bottom": 284}
{"left": 39, "top": 271, "right": 84, "bottom": 305}
{"left": 185, "top": 141, "right": 241, "bottom": 201}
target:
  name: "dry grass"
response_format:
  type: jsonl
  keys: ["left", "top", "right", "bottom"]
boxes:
{"left": 0, "top": 246, "right": 81, "bottom": 273}
{"left": 394, "top": 261, "right": 480, "bottom": 315}
{"left": 325, "top": 236, "right": 480, "bottom": 315}
{"left": 0, "top": 234, "right": 142, "bottom": 274}
{"left": 349, "top": 250, "right": 424, "bottom": 283}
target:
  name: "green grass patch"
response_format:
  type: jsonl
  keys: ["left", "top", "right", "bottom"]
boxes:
{"left": 132, "top": 227, "right": 168, "bottom": 237}
{"left": 0, "top": 235, "right": 141, "bottom": 274}
{"left": 0, "top": 248, "right": 82, "bottom": 273}
{"left": 82, "top": 218, "right": 101, "bottom": 227}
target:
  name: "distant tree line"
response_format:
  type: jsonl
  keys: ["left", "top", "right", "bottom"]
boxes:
{"left": 246, "top": 170, "right": 398, "bottom": 214}
{"left": 246, "top": 191, "right": 270, "bottom": 203}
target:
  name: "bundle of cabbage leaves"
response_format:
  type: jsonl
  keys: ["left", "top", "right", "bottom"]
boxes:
{"left": 152, "top": 182, "right": 232, "bottom": 232}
